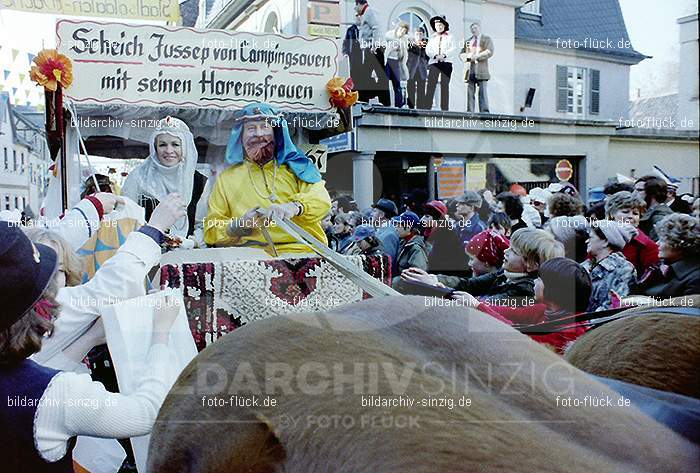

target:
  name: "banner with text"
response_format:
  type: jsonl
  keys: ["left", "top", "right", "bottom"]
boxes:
{"left": 2, "top": 0, "right": 179, "bottom": 22}
{"left": 56, "top": 20, "right": 339, "bottom": 111}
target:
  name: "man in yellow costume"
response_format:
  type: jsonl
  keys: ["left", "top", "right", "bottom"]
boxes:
{"left": 204, "top": 104, "right": 331, "bottom": 253}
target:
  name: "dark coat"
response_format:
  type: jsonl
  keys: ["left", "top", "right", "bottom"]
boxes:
{"left": 639, "top": 204, "right": 674, "bottom": 241}
{"left": 396, "top": 235, "right": 429, "bottom": 273}
{"left": 425, "top": 226, "right": 469, "bottom": 275}
{"left": 407, "top": 41, "right": 429, "bottom": 80}
{"left": 635, "top": 258, "right": 700, "bottom": 298}
{"left": 439, "top": 269, "right": 536, "bottom": 305}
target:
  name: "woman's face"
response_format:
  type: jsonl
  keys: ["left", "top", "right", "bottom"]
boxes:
{"left": 358, "top": 239, "right": 371, "bottom": 251}
{"left": 397, "top": 224, "right": 412, "bottom": 238}
{"left": 503, "top": 246, "right": 527, "bottom": 273}
{"left": 155, "top": 134, "right": 183, "bottom": 167}
{"left": 612, "top": 208, "right": 640, "bottom": 227}
{"left": 434, "top": 21, "right": 445, "bottom": 34}
{"left": 658, "top": 238, "right": 683, "bottom": 263}
{"left": 586, "top": 230, "right": 608, "bottom": 257}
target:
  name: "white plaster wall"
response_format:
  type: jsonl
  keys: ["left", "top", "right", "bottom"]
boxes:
{"left": 678, "top": 14, "right": 699, "bottom": 129}
{"left": 606, "top": 138, "right": 699, "bottom": 194}
{"left": 514, "top": 45, "right": 631, "bottom": 121}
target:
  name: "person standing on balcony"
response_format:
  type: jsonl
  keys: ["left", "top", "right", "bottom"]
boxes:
{"left": 355, "top": 0, "right": 390, "bottom": 105}
{"left": 425, "top": 15, "right": 455, "bottom": 111}
{"left": 460, "top": 22, "right": 494, "bottom": 113}
{"left": 384, "top": 21, "right": 410, "bottom": 108}
{"left": 407, "top": 28, "right": 429, "bottom": 109}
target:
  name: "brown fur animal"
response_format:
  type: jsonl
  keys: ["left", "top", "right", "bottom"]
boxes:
{"left": 565, "top": 302, "right": 700, "bottom": 399}
{"left": 148, "top": 296, "right": 698, "bottom": 472}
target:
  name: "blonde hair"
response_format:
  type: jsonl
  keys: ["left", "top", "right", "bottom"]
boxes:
{"left": 23, "top": 228, "right": 84, "bottom": 287}
{"left": 510, "top": 228, "right": 565, "bottom": 268}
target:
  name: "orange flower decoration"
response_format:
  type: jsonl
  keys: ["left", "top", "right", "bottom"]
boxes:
{"left": 327, "top": 77, "right": 358, "bottom": 109}
{"left": 29, "top": 49, "right": 73, "bottom": 91}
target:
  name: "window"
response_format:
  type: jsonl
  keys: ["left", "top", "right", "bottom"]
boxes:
{"left": 3, "top": 195, "right": 8, "bottom": 210}
{"left": 397, "top": 10, "right": 429, "bottom": 36}
{"left": 589, "top": 69, "right": 601, "bottom": 114}
{"left": 13, "top": 150, "right": 17, "bottom": 172}
{"left": 20, "top": 153, "right": 25, "bottom": 174}
{"left": 3, "top": 148, "right": 7, "bottom": 170}
{"left": 22, "top": 197, "right": 26, "bottom": 210}
{"left": 14, "top": 196, "right": 19, "bottom": 209}
{"left": 556, "top": 66, "right": 586, "bottom": 116}
{"left": 263, "top": 12, "right": 280, "bottom": 33}
{"left": 521, "top": 0, "right": 541, "bottom": 15}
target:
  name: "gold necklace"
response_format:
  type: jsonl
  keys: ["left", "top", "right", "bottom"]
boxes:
{"left": 246, "top": 158, "right": 278, "bottom": 202}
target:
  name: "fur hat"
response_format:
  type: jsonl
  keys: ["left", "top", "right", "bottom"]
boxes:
{"left": 0, "top": 222, "right": 58, "bottom": 330}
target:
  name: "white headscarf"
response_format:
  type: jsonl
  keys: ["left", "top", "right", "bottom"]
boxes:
{"left": 122, "top": 117, "right": 198, "bottom": 238}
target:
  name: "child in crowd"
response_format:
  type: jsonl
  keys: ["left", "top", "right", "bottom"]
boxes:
{"left": 402, "top": 228, "right": 564, "bottom": 306}
{"left": 392, "top": 211, "right": 428, "bottom": 287}
{"left": 582, "top": 220, "right": 637, "bottom": 311}
{"left": 344, "top": 224, "right": 385, "bottom": 257}
{"left": 452, "top": 257, "right": 593, "bottom": 353}
{"left": 464, "top": 229, "right": 509, "bottom": 276}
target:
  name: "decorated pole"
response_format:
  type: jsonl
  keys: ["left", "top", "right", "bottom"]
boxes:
{"left": 29, "top": 50, "right": 73, "bottom": 211}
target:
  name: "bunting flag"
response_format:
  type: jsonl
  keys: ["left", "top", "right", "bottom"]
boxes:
{"left": 0, "top": 84, "right": 4, "bottom": 91}
{"left": 19, "top": 73, "right": 25, "bottom": 82}
{"left": 28, "top": 53, "right": 36, "bottom": 63}
{"left": 12, "top": 87, "right": 17, "bottom": 96}
{"left": 3, "top": 70, "right": 10, "bottom": 80}
{"left": 11, "top": 49, "right": 19, "bottom": 61}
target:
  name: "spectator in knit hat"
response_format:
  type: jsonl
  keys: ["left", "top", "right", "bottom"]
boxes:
{"left": 547, "top": 193, "right": 584, "bottom": 218}
{"left": 544, "top": 215, "right": 589, "bottom": 263}
{"left": 391, "top": 211, "right": 428, "bottom": 287}
{"left": 452, "top": 191, "right": 486, "bottom": 246}
{"left": 605, "top": 191, "right": 659, "bottom": 276}
{"left": 496, "top": 192, "right": 528, "bottom": 233}
{"left": 455, "top": 257, "right": 592, "bottom": 353}
{"left": 582, "top": 220, "right": 637, "bottom": 311}
{"left": 421, "top": 200, "right": 469, "bottom": 276}
{"left": 403, "top": 228, "right": 564, "bottom": 306}
{"left": 634, "top": 176, "right": 673, "bottom": 241}
{"left": 465, "top": 229, "right": 509, "bottom": 276}
{"left": 371, "top": 198, "right": 400, "bottom": 272}
{"left": 633, "top": 214, "right": 700, "bottom": 298}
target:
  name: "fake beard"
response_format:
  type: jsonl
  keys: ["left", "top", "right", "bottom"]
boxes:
{"left": 244, "top": 136, "right": 275, "bottom": 165}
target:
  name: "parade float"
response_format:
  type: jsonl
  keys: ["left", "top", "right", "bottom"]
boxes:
{"left": 32, "top": 19, "right": 395, "bottom": 352}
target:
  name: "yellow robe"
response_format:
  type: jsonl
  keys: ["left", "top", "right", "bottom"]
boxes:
{"left": 204, "top": 160, "right": 331, "bottom": 254}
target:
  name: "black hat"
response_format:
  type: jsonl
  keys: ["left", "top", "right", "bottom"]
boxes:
{"left": 0, "top": 221, "right": 58, "bottom": 330}
{"left": 373, "top": 198, "right": 398, "bottom": 218}
{"left": 430, "top": 15, "right": 450, "bottom": 32}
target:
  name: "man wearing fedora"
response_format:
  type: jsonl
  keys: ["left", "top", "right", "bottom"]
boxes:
{"left": 460, "top": 22, "right": 494, "bottom": 113}
{"left": 425, "top": 15, "right": 456, "bottom": 111}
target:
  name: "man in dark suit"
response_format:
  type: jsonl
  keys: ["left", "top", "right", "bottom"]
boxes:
{"left": 460, "top": 22, "right": 494, "bottom": 113}
{"left": 407, "top": 29, "right": 429, "bottom": 109}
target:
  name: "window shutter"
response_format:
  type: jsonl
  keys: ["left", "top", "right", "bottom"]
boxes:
{"left": 556, "top": 66, "right": 568, "bottom": 112}
{"left": 589, "top": 69, "right": 600, "bottom": 115}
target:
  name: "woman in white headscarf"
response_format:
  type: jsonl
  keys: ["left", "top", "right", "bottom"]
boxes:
{"left": 122, "top": 117, "right": 207, "bottom": 241}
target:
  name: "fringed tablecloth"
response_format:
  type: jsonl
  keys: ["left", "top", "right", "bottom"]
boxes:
{"left": 160, "top": 255, "right": 391, "bottom": 351}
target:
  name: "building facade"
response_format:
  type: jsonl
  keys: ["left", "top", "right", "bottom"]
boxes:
{"left": 194, "top": 0, "right": 697, "bottom": 208}
{"left": 0, "top": 94, "right": 51, "bottom": 215}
